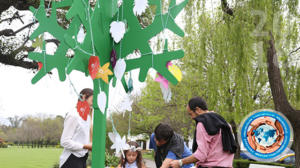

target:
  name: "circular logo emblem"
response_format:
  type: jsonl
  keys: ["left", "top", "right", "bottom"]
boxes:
{"left": 239, "top": 109, "right": 293, "bottom": 161}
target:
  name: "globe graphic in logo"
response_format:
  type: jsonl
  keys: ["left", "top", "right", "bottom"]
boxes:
{"left": 239, "top": 110, "right": 293, "bottom": 161}
{"left": 254, "top": 124, "right": 277, "bottom": 147}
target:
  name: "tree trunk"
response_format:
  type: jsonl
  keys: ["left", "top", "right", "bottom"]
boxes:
{"left": 266, "top": 32, "right": 300, "bottom": 167}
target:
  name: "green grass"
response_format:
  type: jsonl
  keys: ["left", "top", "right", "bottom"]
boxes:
{"left": 0, "top": 146, "right": 63, "bottom": 168}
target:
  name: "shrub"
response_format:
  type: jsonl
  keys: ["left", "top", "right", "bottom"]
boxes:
{"left": 234, "top": 159, "right": 295, "bottom": 168}
{"left": 0, "top": 142, "right": 8, "bottom": 148}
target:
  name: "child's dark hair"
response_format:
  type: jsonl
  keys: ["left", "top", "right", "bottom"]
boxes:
{"left": 119, "top": 141, "right": 144, "bottom": 168}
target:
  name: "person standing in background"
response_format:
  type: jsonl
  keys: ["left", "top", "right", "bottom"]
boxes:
{"left": 59, "top": 88, "right": 94, "bottom": 168}
{"left": 170, "top": 97, "right": 237, "bottom": 168}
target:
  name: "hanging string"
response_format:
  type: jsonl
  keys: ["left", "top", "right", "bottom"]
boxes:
{"left": 81, "top": 0, "right": 96, "bottom": 55}
{"left": 128, "top": 108, "right": 132, "bottom": 138}
{"left": 42, "top": 34, "right": 47, "bottom": 74}
{"left": 65, "top": 54, "right": 83, "bottom": 101}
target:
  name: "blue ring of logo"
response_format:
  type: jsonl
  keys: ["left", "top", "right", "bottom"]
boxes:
{"left": 241, "top": 110, "right": 290, "bottom": 159}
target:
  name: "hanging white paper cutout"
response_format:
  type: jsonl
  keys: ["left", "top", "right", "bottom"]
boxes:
{"left": 114, "top": 59, "right": 126, "bottom": 80}
{"left": 108, "top": 132, "right": 129, "bottom": 156}
{"left": 77, "top": 26, "right": 86, "bottom": 43}
{"left": 160, "top": 83, "right": 172, "bottom": 103}
{"left": 97, "top": 91, "right": 107, "bottom": 114}
{"left": 110, "top": 21, "right": 126, "bottom": 43}
{"left": 133, "top": 0, "right": 149, "bottom": 16}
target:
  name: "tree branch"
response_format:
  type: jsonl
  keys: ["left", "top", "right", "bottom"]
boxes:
{"left": 0, "top": 0, "right": 40, "bottom": 16}
{"left": 289, "top": 46, "right": 300, "bottom": 56}
{"left": 266, "top": 32, "right": 299, "bottom": 119}
{"left": 0, "top": 53, "right": 38, "bottom": 69}
{"left": 0, "top": 21, "right": 38, "bottom": 37}
{"left": 221, "top": 0, "right": 234, "bottom": 16}
{"left": 0, "top": 11, "right": 25, "bottom": 24}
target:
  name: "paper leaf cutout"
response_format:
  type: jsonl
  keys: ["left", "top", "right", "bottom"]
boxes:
{"left": 108, "top": 132, "right": 129, "bottom": 156}
{"left": 168, "top": 64, "right": 182, "bottom": 82}
{"left": 110, "top": 21, "right": 126, "bottom": 43}
{"left": 110, "top": 49, "right": 117, "bottom": 68}
{"left": 95, "top": 62, "right": 113, "bottom": 83}
{"left": 133, "top": 0, "right": 149, "bottom": 16}
{"left": 77, "top": 101, "right": 90, "bottom": 120}
{"left": 97, "top": 91, "right": 107, "bottom": 114}
{"left": 77, "top": 26, "right": 85, "bottom": 43}
{"left": 88, "top": 56, "right": 100, "bottom": 79}
{"left": 32, "top": 35, "right": 43, "bottom": 49}
{"left": 114, "top": 59, "right": 126, "bottom": 80}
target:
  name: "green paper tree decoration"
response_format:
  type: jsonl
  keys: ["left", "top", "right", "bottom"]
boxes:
{"left": 28, "top": 0, "right": 188, "bottom": 167}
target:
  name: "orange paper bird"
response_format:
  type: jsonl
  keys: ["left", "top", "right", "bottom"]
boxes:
{"left": 95, "top": 62, "right": 113, "bottom": 83}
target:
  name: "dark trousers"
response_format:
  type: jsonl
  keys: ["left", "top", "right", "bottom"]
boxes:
{"left": 62, "top": 153, "right": 88, "bottom": 168}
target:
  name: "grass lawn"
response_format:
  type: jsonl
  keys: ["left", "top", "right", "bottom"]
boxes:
{"left": 0, "top": 146, "right": 63, "bottom": 168}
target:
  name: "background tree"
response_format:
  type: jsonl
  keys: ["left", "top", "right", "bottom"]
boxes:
{"left": 181, "top": 0, "right": 300, "bottom": 164}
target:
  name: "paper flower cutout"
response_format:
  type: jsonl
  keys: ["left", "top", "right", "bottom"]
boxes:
{"left": 88, "top": 56, "right": 100, "bottom": 79}
{"left": 108, "top": 132, "right": 129, "bottom": 156}
{"left": 97, "top": 91, "right": 107, "bottom": 114}
{"left": 133, "top": 0, "right": 149, "bottom": 16}
{"left": 110, "top": 21, "right": 126, "bottom": 43}
{"left": 114, "top": 59, "right": 126, "bottom": 80}
{"left": 32, "top": 35, "right": 43, "bottom": 49}
{"left": 95, "top": 62, "right": 113, "bottom": 83}
{"left": 77, "top": 101, "right": 90, "bottom": 121}
{"left": 110, "top": 49, "right": 117, "bottom": 69}
{"left": 155, "top": 73, "right": 169, "bottom": 89}
{"left": 168, "top": 64, "right": 182, "bottom": 82}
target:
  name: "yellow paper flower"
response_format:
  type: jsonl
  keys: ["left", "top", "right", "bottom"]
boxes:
{"left": 95, "top": 62, "right": 113, "bottom": 83}
{"left": 168, "top": 64, "right": 182, "bottom": 82}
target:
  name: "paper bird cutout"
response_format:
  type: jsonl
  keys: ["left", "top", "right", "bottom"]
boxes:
{"left": 95, "top": 62, "right": 113, "bottom": 83}
{"left": 160, "top": 83, "right": 172, "bottom": 103}
{"left": 155, "top": 73, "right": 169, "bottom": 89}
{"left": 110, "top": 21, "right": 126, "bottom": 43}
{"left": 133, "top": 0, "right": 149, "bottom": 16}
{"left": 32, "top": 35, "right": 43, "bottom": 49}
{"left": 168, "top": 64, "right": 182, "bottom": 82}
